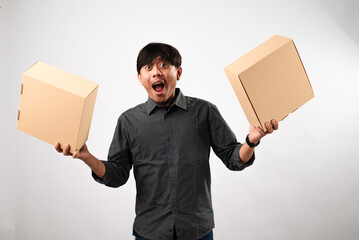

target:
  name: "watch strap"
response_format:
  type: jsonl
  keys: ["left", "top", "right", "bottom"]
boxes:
{"left": 246, "top": 134, "right": 260, "bottom": 148}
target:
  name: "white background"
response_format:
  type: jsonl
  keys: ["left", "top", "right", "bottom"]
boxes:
{"left": 1, "top": 0, "right": 359, "bottom": 239}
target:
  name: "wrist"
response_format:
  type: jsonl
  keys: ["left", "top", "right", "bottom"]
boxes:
{"left": 80, "top": 152, "right": 93, "bottom": 162}
{"left": 248, "top": 135, "right": 259, "bottom": 144}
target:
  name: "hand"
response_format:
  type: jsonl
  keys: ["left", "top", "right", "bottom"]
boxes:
{"left": 54, "top": 142, "right": 91, "bottom": 161}
{"left": 248, "top": 119, "right": 279, "bottom": 144}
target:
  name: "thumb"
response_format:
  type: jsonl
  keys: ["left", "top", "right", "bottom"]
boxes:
{"left": 72, "top": 149, "right": 79, "bottom": 159}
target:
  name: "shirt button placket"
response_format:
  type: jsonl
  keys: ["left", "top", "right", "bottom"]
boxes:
{"left": 165, "top": 113, "right": 177, "bottom": 211}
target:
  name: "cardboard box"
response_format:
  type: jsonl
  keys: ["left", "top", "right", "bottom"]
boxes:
{"left": 17, "top": 61, "right": 98, "bottom": 153}
{"left": 224, "top": 35, "right": 314, "bottom": 131}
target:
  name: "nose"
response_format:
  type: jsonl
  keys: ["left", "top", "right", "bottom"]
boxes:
{"left": 152, "top": 65, "right": 162, "bottom": 77}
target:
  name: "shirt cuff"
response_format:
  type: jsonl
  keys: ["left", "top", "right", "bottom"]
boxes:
{"left": 91, "top": 160, "right": 110, "bottom": 185}
{"left": 233, "top": 144, "right": 255, "bottom": 170}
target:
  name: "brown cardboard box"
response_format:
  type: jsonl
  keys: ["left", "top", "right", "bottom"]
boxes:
{"left": 17, "top": 61, "right": 98, "bottom": 153}
{"left": 224, "top": 35, "right": 314, "bottom": 131}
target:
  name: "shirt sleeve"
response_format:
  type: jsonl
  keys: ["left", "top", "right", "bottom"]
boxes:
{"left": 92, "top": 115, "right": 132, "bottom": 187}
{"left": 208, "top": 103, "right": 255, "bottom": 171}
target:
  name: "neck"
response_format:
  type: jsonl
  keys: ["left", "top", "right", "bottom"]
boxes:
{"left": 157, "top": 93, "right": 175, "bottom": 107}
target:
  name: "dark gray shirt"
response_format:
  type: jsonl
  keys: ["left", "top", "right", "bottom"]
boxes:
{"left": 93, "top": 88, "right": 255, "bottom": 240}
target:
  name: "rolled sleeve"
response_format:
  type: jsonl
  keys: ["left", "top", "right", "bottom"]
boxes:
{"left": 208, "top": 103, "right": 255, "bottom": 171}
{"left": 92, "top": 115, "right": 132, "bottom": 188}
{"left": 230, "top": 144, "right": 255, "bottom": 170}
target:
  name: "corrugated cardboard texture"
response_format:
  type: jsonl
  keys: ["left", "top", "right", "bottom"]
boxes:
{"left": 224, "top": 35, "right": 314, "bottom": 131}
{"left": 17, "top": 61, "right": 98, "bottom": 153}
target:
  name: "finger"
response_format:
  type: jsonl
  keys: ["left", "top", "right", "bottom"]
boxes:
{"left": 256, "top": 126, "right": 266, "bottom": 137}
{"left": 265, "top": 122, "right": 273, "bottom": 134}
{"left": 271, "top": 119, "right": 279, "bottom": 130}
{"left": 54, "top": 142, "right": 63, "bottom": 153}
{"left": 63, "top": 144, "right": 69, "bottom": 155}
{"left": 63, "top": 144, "right": 72, "bottom": 156}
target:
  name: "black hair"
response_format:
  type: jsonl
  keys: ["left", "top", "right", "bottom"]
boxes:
{"left": 136, "top": 42, "right": 182, "bottom": 74}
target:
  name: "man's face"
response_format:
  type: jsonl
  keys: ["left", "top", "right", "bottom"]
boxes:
{"left": 138, "top": 57, "right": 182, "bottom": 107}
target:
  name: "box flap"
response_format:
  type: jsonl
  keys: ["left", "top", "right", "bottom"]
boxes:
{"left": 225, "top": 35, "right": 292, "bottom": 76}
{"left": 24, "top": 61, "right": 39, "bottom": 73}
{"left": 24, "top": 61, "right": 98, "bottom": 98}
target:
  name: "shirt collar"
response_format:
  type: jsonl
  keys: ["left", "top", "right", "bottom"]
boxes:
{"left": 146, "top": 88, "right": 187, "bottom": 115}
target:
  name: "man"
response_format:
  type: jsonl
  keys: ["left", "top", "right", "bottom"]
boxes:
{"left": 55, "top": 43, "right": 279, "bottom": 240}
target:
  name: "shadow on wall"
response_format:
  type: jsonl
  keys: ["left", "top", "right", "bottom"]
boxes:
{"left": 317, "top": 0, "right": 359, "bottom": 46}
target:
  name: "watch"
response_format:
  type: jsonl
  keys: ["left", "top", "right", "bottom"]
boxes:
{"left": 246, "top": 134, "right": 260, "bottom": 148}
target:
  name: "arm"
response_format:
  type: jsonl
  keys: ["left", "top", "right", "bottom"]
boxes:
{"left": 54, "top": 115, "right": 132, "bottom": 187}
{"left": 208, "top": 103, "right": 253, "bottom": 170}
{"left": 239, "top": 120, "right": 279, "bottom": 163}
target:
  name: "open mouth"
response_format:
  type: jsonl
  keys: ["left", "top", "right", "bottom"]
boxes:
{"left": 152, "top": 82, "right": 165, "bottom": 93}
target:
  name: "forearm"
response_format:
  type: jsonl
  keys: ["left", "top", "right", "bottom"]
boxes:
{"left": 82, "top": 154, "right": 106, "bottom": 179}
{"left": 239, "top": 142, "right": 255, "bottom": 163}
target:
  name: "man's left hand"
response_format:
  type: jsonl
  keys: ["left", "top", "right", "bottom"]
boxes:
{"left": 248, "top": 119, "right": 279, "bottom": 144}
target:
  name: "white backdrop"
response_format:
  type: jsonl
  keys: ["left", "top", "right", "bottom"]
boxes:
{"left": 1, "top": 0, "right": 359, "bottom": 239}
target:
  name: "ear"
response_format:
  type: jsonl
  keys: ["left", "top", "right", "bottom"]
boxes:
{"left": 137, "top": 73, "right": 143, "bottom": 86}
{"left": 176, "top": 67, "right": 182, "bottom": 81}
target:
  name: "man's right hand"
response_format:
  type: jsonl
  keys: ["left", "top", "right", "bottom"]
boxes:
{"left": 54, "top": 142, "right": 91, "bottom": 161}
{"left": 54, "top": 142, "right": 106, "bottom": 179}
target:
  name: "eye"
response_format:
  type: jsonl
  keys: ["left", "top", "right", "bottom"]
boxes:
{"left": 159, "top": 63, "right": 168, "bottom": 68}
{"left": 144, "top": 65, "right": 152, "bottom": 70}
